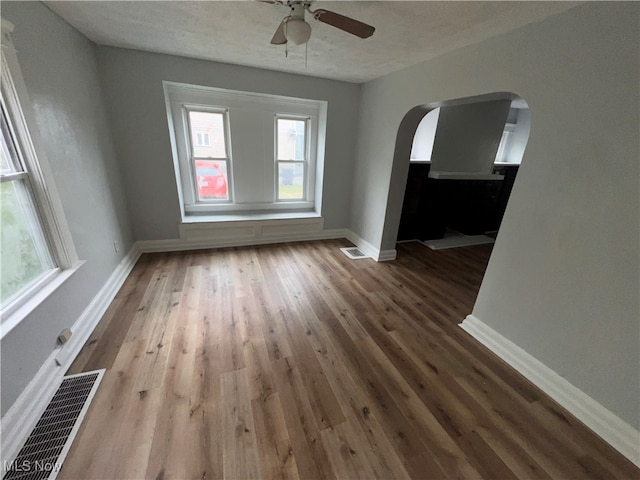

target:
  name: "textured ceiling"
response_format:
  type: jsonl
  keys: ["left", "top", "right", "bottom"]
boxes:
{"left": 44, "top": 1, "right": 579, "bottom": 83}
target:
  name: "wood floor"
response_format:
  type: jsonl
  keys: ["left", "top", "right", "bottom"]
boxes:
{"left": 61, "top": 239, "right": 638, "bottom": 479}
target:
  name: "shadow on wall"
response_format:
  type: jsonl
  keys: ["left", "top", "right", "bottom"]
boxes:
{"left": 389, "top": 92, "right": 531, "bottom": 244}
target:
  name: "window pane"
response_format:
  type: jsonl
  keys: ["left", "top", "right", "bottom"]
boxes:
{"left": 195, "top": 160, "right": 229, "bottom": 201}
{"left": 1, "top": 180, "right": 54, "bottom": 305}
{"left": 277, "top": 119, "right": 306, "bottom": 161}
{"left": 1, "top": 106, "right": 19, "bottom": 174}
{"left": 278, "top": 162, "right": 304, "bottom": 199}
{"left": 189, "top": 111, "right": 226, "bottom": 158}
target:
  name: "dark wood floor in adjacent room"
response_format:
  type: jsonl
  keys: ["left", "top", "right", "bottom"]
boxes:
{"left": 61, "top": 239, "right": 638, "bottom": 479}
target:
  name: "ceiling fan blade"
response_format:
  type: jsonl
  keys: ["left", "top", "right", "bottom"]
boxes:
{"left": 312, "top": 9, "right": 375, "bottom": 39}
{"left": 271, "top": 19, "right": 288, "bottom": 45}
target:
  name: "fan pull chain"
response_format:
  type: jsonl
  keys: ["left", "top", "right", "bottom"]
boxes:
{"left": 305, "top": 42, "right": 308, "bottom": 68}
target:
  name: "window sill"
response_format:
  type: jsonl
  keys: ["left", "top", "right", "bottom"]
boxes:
{"left": 0, "top": 261, "right": 85, "bottom": 340}
{"left": 182, "top": 210, "right": 321, "bottom": 224}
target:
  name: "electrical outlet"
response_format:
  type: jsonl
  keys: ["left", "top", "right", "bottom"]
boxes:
{"left": 113, "top": 240, "right": 120, "bottom": 253}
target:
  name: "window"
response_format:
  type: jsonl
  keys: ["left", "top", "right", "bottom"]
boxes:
{"left": 195, "top": 132, "right": 210, "bottom": 147}
{"left": 187, "top": 110, "right": 230, "bottom": 202}
{"left": 1, "top": 104, "right": 55, "bottom": 305}
{"left": 276, "top": 117, "right": 307, "bottom": 201}
{"left": 165, "top": 82, "right": 324, "bottom": 216}
{"left": 1, "top": 19, "right": 80, "bottom": 335}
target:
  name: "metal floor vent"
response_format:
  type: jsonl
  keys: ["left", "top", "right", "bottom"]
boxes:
{"left": 3, "top": 369, "right": 105, "bottom": 480}
{"left": 340, "top": 246, "right": 369, "bottom": 260}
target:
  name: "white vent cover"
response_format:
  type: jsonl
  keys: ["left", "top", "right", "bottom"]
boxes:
{"left": 340, "top": 247, "right": 369, "bottom": 259}
{"left": 3, "top": 369, "right": 105, "bottom": 480}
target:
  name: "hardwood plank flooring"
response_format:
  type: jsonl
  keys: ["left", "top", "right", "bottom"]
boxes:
{"left": 61, "top": 239, "right": 638, "bottom": 479}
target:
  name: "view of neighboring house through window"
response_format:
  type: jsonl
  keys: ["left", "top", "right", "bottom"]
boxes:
{"left": 164, "top": 82, "right": 323, "bottom": 216}
{"left": 0, "top": 98, "right": 54, "bottom": 308}
{"left": 188, "top": 110, "right": 230, "bottom": 202}
{"left": 276, "top": 117, "right": 307, "bottom": 200}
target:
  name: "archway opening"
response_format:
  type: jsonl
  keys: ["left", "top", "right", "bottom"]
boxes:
{"left": 385, "top": 92, "right": 530, "bottom": 250}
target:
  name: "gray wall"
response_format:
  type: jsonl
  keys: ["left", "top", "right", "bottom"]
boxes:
{"left": 430, "top": 100, "right": 510, "bottom": 174}
{"left": 351, "top": 2, "right": 639, "bottom": 428}
{"left": 1, "top": 2, "right": 133, "bottom": 415}
{"left": 96, "top": 47, "right": 361, "bottom": 240}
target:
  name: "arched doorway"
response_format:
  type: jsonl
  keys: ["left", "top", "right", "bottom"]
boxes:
{"left": 381, "top": 92, "right": 530, "bottom": 251}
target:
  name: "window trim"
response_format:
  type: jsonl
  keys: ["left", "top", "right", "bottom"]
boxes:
{"left": 164, "top": 81, "right": 323, "bottom": 217}
{"left": 1, "top": 18, "right": 82, "bottom": 338}
{"left": 275, "top": 115, "right": 309, "bottom": 203}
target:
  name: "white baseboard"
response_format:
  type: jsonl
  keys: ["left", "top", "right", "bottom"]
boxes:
{"left": 0, "top": 348, "right": 62, "bottom": 465}
{"left": 377, "top": 249, "right": 398, "bottom": 262}
{"left": 345, "top": 231, "right": 397, "bottom": 262}
{"left": 54, "top": 245, "right": 141, "bottom": 368}
{"left": 0, "top": 245, "right": 141, "bottom": 465}
{"left": 140, "top": 220, "right": 397, "bottom": 264}
{"left": 138, "top": 228, "right": 349, "bottom": 253}
{"left": 460, "top": 314, "right": 640, "bottom": 467}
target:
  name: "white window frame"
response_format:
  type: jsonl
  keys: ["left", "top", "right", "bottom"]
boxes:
{"left": 1, "top": 19, "right": 82, "bottom": 338}
{"left": 275, "top": 115, "right": 309, "bottom": 202}
{"left": 164, "top": 81, "right": 322, "bottom": 216}
{"left": 184, "top": 106, "right": 233, "bottom": 205}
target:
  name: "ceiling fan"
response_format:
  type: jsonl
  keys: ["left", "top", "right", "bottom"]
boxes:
{"left": 261, "top": 0, "right": 375, "bottom": 46}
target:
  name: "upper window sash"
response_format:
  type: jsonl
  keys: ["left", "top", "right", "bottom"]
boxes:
{"left": 276, "top": 115, "right": 309, "bottom": 162}
{"left": 275, "top": 115, "right": 309, "bottom": 202}
{"left": 185, "top": 106, "right": 230, "bottom": 159}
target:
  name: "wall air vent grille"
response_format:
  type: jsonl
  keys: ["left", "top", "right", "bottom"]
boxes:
{"left": 3, "top": 369, "right": 105, "bottom": 480}
{"left": 340, "top": 247, "right": 368, "bottom": 260}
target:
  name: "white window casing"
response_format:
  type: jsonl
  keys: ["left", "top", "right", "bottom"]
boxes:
{"left": 1, "top": 18, "right": 82, "bottom": 338}
{"left": 164, "top": 81, "right": 324, "bottom": 216}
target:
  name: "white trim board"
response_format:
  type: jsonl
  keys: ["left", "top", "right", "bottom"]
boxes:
{"left": 142, "top": 220, "right": 398, "bottom": 263}
{"left": 55, "top": 246, "right": 141, "bottom": 367}
{"left": 460, "top": 314, "right": 640, "bottom": 467}
{"left": 138, "top": 228, "right": 349, "bottom": 253}
{"left": 0, "top": 245, "right": 140, "bottom": 466}
{"left": 346, "top": 231, "right": 397, "bottom": 262}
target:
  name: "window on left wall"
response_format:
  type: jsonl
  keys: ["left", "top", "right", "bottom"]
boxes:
{"left": 1, "top": 19, "right": 81, "bottom": 337}
{"left": 0, "top": 101, "right": 55, "bottom": 305}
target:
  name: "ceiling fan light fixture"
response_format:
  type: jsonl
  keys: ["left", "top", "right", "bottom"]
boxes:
{"left": 285, "top": 18, "right": 311, "bottom": 45}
